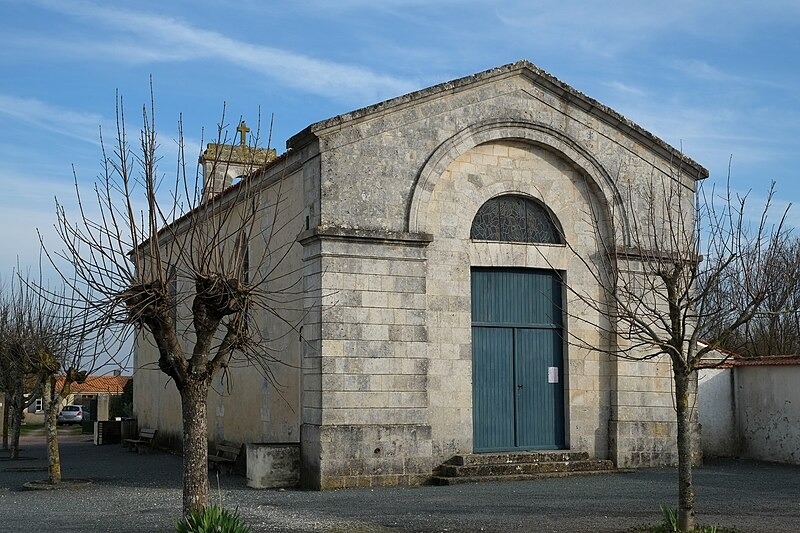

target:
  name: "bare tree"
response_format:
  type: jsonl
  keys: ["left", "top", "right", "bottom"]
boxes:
{"left": 46, "top": 92, "right": 303, "bottom": 514}
{"left": 39, "top": 293, "right": 98, "bottom": 485}
{"left": 0, "top": 287, "right": 22, "bottom": 455}
{"left": 704, "top": 236, "right": 800, "bottom": 357}
{"left": 0, "top": 270, "right": 94, "bottom": 485}
{"left": 0, "top": 282, "right": 11, "bottom": 451}
{"left": 551, "top": 171, "right": 795, "bottom": 531}
{"left": 0, "top": 274, "right": 46, "bottom": 459}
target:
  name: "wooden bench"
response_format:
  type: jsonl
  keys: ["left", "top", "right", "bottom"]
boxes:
{"left": 208, "top": 440, "right": 242, "bottom": 472}
{"left": 124, "top": 428, "right": 157, "bottom": 454}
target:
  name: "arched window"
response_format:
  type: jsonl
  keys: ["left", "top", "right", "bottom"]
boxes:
{"left": 470, "top": 195, "right": 563, "bottom": 244}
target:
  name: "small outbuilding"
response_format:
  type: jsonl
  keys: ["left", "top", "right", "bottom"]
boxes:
{"left": 29, "top": 374, "right": 130, "bottom": 423}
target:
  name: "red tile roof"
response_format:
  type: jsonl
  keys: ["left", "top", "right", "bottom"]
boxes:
{"left": 56, "top": 375, "right": 130, "bottom": 394}
{"left": 730, "top": 355, "right": 800, "bottom": 367}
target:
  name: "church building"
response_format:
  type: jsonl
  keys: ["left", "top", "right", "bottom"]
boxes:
{"left": 133, "top": 60, "right": 707, "bottom": 489}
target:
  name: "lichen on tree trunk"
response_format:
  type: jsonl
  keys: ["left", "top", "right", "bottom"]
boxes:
{"left": 9, "top": 385, "right": 24, "bottom": 459}
{"left": 45, "top": 376, "right": 62, "bottom": 484}
{"left": 1, "top": 400, "right": 9, "bottom": 450}
{"left": 674, "top": 370, "right": 695, "bottom": 532}
{"left": 181, "top": 377, "right": 211, "bottom": 515}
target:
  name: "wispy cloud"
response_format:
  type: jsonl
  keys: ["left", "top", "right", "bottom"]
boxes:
{"left": 667, "top": 59, "right": 791, "bottom": 91}
{"left": 493, "top": 2, "right": 689, "bottom": 58}
{"left": 611, "top": 99, "right": 797, "bottom": 184}
{"left": 671, "top": 59, "right": 744, "bottom": 84}
{"left": 493, "top": 0, "right": 800, "bottom": 60}
{"left": 28, "top": 0, "right": 419, "bottom": 103}
{"left": 0, "top": 94, "right": 104, "bottom": 145}
{"left": 602, "top": 81, "right": 645, "bottom": 97}
{"left": 0, "top": 158, "right": 82, "bottom": 205}
{"left": 0, "top": 166, "right": 65, "bottom": 273}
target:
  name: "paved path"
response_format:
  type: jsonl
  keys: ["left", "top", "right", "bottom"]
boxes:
{"left": 1, "top": 434, "right": 800, "bottom": 532}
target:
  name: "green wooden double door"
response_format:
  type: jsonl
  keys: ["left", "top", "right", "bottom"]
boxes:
{"left": 472, "top": 268, "right": 565, "bottom": 452}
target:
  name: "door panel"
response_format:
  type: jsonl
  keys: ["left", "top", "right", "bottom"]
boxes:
{"left": 515, "top": 328, "right": 565, "bottom": 449}
{"left": 472, "top": 268, "right": 565, "bottom": 451}
{"left": 472, "top": 269, "right": 562, "bottom": 327}
{"left": 472, "top": 326, "right": 515, "bottom": 451}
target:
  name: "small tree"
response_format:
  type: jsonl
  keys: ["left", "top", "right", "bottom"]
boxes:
{"left": 0, "top": 274, "right": 47, "bottom": 459}
{"left": 0, "top": 292, "right": 27, "bottom": 458}
{"left": 0, "top": 271, "right": 95, "bottom": 483}
{"left": 552, "top": 171, "right": 795, "bottom": 531}
{"left": 39, "top": 296, "right": 97, "bottom": 485}
{"left": 47, "top": 93, "right": 303, "bottom": 514}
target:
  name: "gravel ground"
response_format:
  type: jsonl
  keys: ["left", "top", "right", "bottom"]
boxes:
{"left": 1, "top": 432, "right": 800, "bottom": 532}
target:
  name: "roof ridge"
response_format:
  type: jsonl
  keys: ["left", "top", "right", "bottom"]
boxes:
{"left": 286, "top": 59, "right": 707, "bottom": 178}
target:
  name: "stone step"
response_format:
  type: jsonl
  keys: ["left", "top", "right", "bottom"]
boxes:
{"left": 447, "top": 451, "right": 590, "bottom": 466}
{"left": 440, "top": 459, "right": 614, "bottom": 478}
{"left": 431, "top": 469, "right": 617, "bottom": 486}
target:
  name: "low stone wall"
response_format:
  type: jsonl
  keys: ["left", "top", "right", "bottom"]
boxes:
{"left": 301, "top": 423, "right": 433, "bottom": 489}
{"left": 246, "top": 444, "right": 300, "bottom": 489}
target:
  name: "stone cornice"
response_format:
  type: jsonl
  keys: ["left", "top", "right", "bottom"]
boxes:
{"left": 298, "top": 225, "right": 433, "bottom": 246}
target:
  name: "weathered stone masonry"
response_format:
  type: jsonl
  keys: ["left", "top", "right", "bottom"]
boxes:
{"left": 134, "top": 60, "right": 708, "bottom": 488}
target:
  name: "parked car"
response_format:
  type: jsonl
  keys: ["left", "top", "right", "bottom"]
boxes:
{"left": 57, "top": 405, "right": 85, "bottom": 425}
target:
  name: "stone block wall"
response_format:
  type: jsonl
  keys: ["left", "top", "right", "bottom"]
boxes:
{"left": 290, "top": 61, "right": 707, "bottom": 484}
{"left": 421, "top": 140, "right": 615, "bottom": 463}
{"left": 133, "top": 152, "right": 307, "bottom": 449}
{"left": 610, "top": 357, "right": 680, "bottom": 467}
{"left": 300, "top": 228, "right": 434, "bottom": 489}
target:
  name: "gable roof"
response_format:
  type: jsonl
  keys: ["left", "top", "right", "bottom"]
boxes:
{"left": 287, "top": 59, "right": 708, "bottom": 179}
{"left": 57, "top": 375, "right": 130, "bottom": 395}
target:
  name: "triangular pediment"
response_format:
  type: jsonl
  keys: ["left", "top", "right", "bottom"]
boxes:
{"left": 288, "top": 60, "right": 707, "bottom": 179}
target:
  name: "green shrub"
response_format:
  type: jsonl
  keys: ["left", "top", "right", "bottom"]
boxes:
{"left": 176, "top": 505, "right": 250, "bottom": 533}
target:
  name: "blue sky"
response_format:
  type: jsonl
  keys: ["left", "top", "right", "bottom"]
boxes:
{"left": 1, "top": 0, "right": 799, "bottom": 277}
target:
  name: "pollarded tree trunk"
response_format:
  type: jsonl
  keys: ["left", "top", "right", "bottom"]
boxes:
{"left": 44, "top": 376, "right": 62, "bottom": 484}
{"left": 2, "top": 397, "right": 9, "bottom": 450}
{"left": 181, "top": 377, "right": 211, "bottom": 515}
{"left": 674, "top": 369, "right": 695, "bottom": 532}
{"left": 9, "top": 384, "right": 24, "bottom": 459}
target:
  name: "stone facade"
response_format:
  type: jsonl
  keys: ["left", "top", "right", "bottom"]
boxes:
{"left": 134, "top": 60, "right": 708, "bottom": 488}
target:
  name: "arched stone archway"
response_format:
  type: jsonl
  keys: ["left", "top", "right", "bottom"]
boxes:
{"left": 420, "top": 137, "right": 615, "bottom": 460}
{"left": 407, "top": 119, "right": 628, "bottom": 247}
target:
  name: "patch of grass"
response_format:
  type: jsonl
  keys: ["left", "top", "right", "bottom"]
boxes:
{"left": 19, "top": 424, "right": 44, "bottom": 435}
{"left": 627, "top": 507, "right": 741, "bottom": 533}
{"left": 630, "top": 526, "right": 740, "bottom": 533}
{"left": 19, "top": 423, "right": 82, "bottom": 436}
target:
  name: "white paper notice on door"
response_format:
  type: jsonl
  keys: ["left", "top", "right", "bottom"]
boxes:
{"left": 548, "top": 367, "right": 559, "bottom": 384}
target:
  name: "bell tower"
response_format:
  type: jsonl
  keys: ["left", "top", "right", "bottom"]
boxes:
{"left": 200, "top": 120, "right": 277, "bottom": 201}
